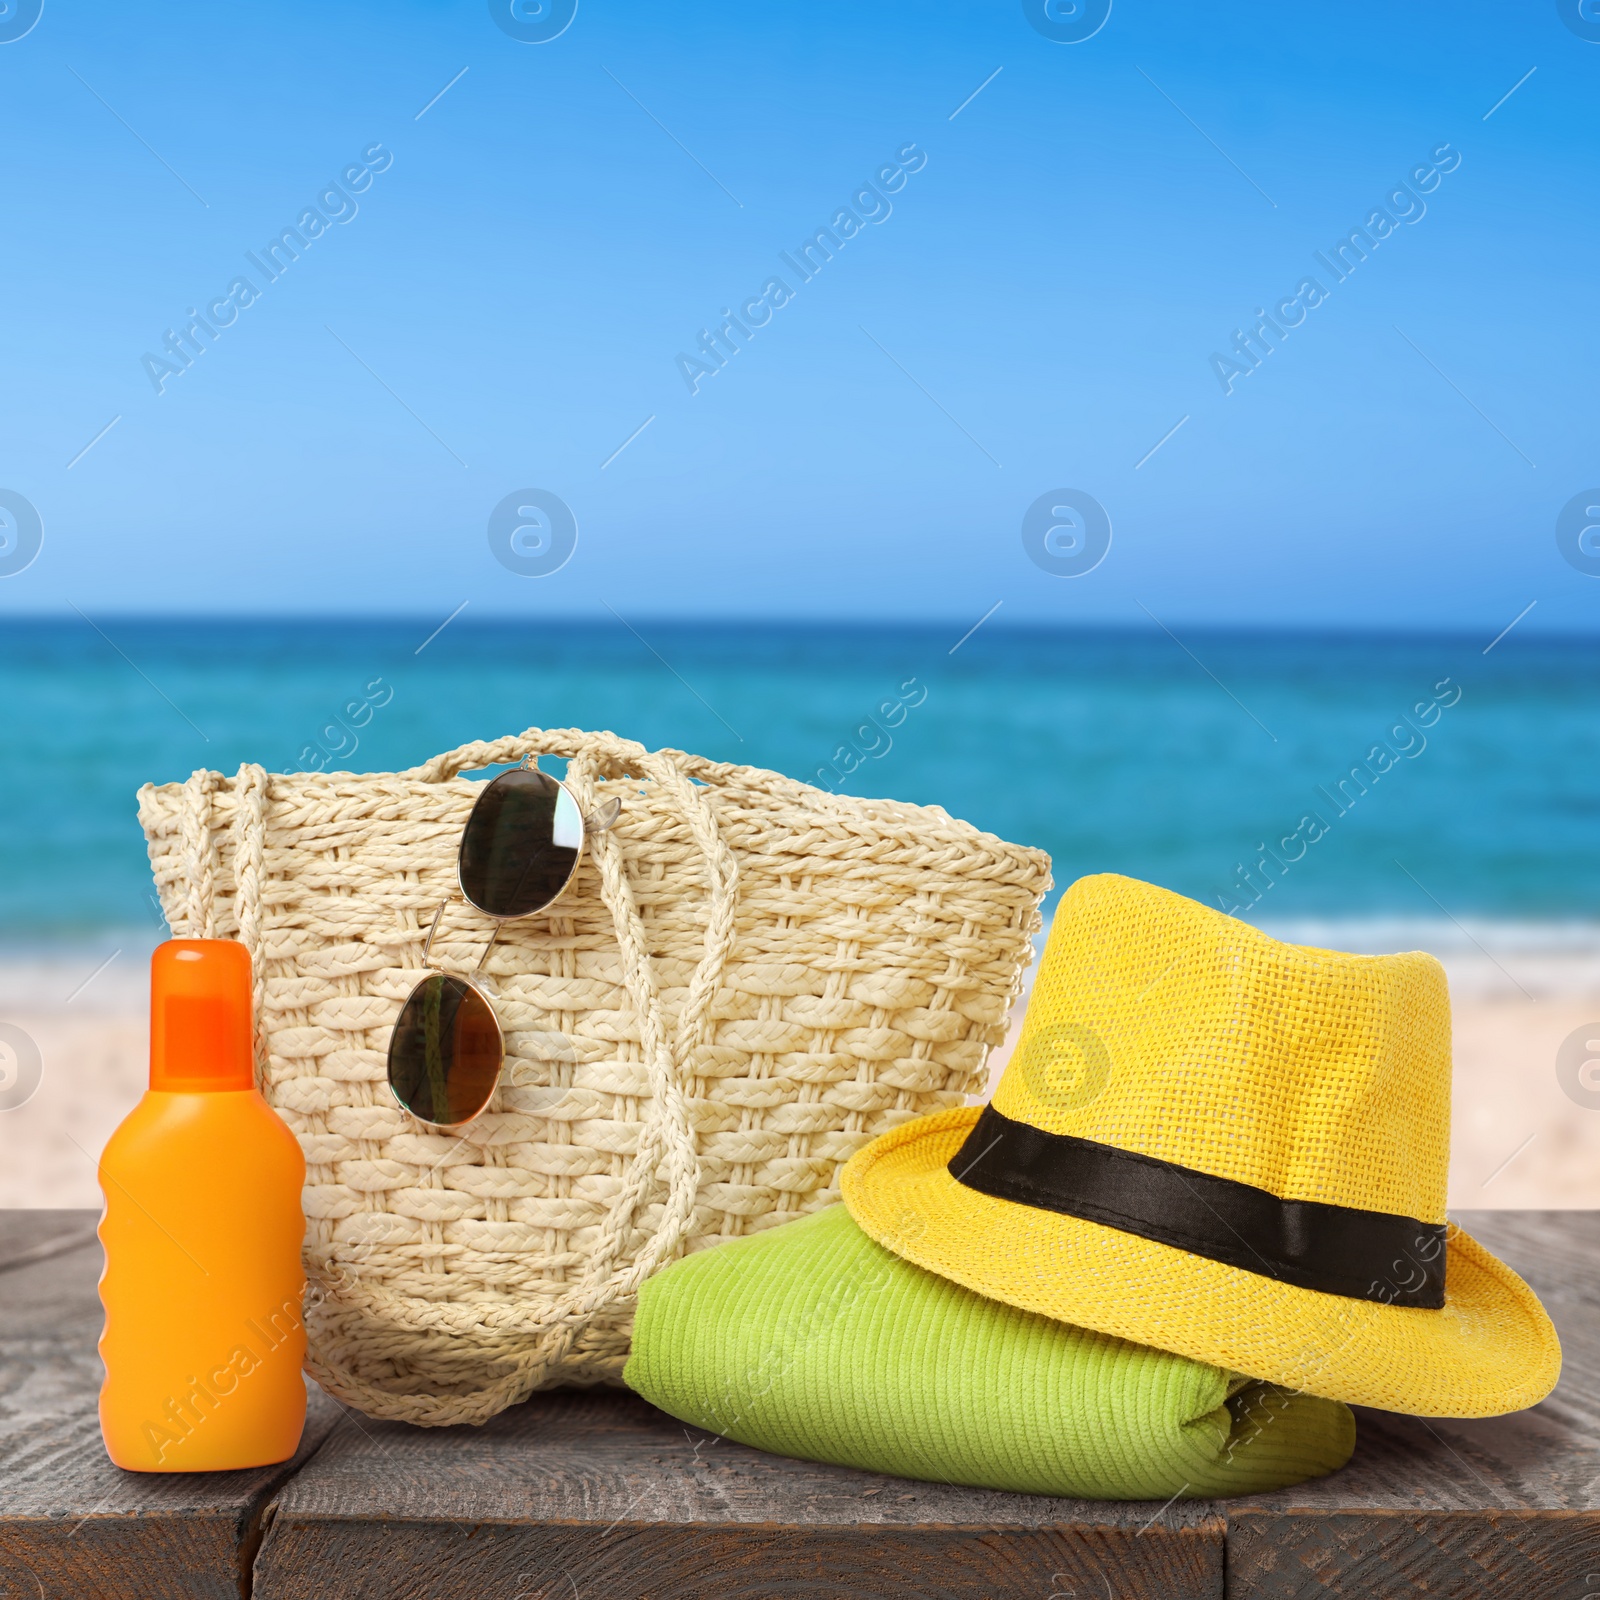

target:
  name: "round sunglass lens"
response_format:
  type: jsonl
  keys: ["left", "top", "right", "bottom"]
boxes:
{"left": 459, "top": 767, "right": 583, "bottom": 918}
{"left": 388, "top": 974, "right": 502, "bottom": 1126}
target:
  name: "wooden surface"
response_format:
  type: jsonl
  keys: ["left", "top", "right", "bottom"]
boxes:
{"left": 0, "top": 1211, "right": 340, "bottom": 1600}
{"left": 1, "top": 1211, "right": 1594, "bottom": 1599}
{"left": 1227, "top": 1211, "right": 1600, "bottom": 1598}
{"left": 251, "top": 1389, "right": 1224, "bottom": 1600}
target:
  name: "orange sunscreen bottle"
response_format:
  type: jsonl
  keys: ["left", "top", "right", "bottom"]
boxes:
{"left": 98, "top": 939, "right": 307, "bottom": 1471}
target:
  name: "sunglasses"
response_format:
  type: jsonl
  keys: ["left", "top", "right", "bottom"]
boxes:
{"left": 387, "top": 759, "right": 621, "bottom": 1129}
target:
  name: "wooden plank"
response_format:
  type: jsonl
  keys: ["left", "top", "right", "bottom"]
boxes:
{"left": 0, "top": 1212, "right": 339, "bottom": 1600}
{"left": 1456, "top": 1210, "right": 1600, "bottom": 1309}
{"left": 1229, "top": 1509, "right": 1600, "bottom": 1600}
{"left": 1227, "top": 1212, "right": 1600, "bottom": 1598}
{"left": 257, "top": 1213, "right": 1600, "bottom": 1599}
{"left": 252, "top": 1389, "right": 1224, "bottom": 1600}
{"left": 6, "top": 1210, "right": 1596, "bottom": 1598}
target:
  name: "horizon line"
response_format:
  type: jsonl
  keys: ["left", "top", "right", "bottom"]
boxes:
{"left": 0, "top": 612, "right": 1590, "bottom": 642}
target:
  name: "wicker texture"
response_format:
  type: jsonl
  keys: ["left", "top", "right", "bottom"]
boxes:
{"left": 844, "top": 873, "right": 1562, "bottom": 1419}
{"left": 137, "top": 728, "right": 1050, "bottom": 1426}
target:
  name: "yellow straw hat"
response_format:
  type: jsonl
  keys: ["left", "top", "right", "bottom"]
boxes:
{"left": 842, "top": 873, "right": 1559, "bottom": 1418}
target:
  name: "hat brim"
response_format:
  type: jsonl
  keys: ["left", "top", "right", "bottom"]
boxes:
{"left": 842, "top": 1107, "right": 1561, "bottom": 1418}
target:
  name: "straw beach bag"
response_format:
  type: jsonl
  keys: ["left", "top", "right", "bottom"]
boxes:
{"left": 138, "top": 729, "right": 1050, "bottom": 1426}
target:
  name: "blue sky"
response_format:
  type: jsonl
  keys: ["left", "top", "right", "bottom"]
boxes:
{"left": 1, "top": 0, "right": 1596, "bottom": 629}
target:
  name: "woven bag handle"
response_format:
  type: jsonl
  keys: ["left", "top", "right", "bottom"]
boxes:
{"left": 413, "top": 727, "right": 828, "bottom": 807}
{"left": 404, "top": 726, "right": 736, "bottom": 1319}
{"left": 196, "top": 730, "right": 737, "bottom": 1421}
{"left": 402, "top": 732, "right": 738, "bottom": 1148}
{"left": 406, "top": 725, "right": 653, "bottom": 785}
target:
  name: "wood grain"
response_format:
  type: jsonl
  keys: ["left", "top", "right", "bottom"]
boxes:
{"left": 1458, "top": 1210, "right": 1600, "bottom": 1309}
{"left": 1227, "top": 1212, "right": 1600, "bottom": 1598}
{"left": 3, "top": 1211, "right": 1597, "bottom": 1598}
{"left": 250, "top": 1389, "right": 1224, "bottom": 1600}
{"left": 0, "top": 1210, "right": 338, "bottom": 1600}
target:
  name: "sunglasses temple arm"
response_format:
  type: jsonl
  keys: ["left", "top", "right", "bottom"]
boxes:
{"left": 585, "top": 796, "right": 622, "bottom": 835}
{"left": 420, "top": 901, "right": 448, "bottom": 969}
{"left": 473, "top": 923, "right": 499, "bottom": 978}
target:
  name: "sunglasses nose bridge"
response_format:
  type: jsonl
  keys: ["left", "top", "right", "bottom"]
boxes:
{"left": 394, "top": 761, "right": 609, "bottom": 1129}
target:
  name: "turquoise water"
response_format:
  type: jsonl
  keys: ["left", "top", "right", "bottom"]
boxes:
{"left": 3, "top": 619, "right": 1597, "bottom": 940}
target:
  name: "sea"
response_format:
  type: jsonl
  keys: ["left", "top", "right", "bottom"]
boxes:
{"left": 4, "top": 618, "right": 1598, "bottom": 1000}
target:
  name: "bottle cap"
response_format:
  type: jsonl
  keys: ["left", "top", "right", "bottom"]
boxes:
{"left": 150, "top": 939, "right": 255, "bottom": 1091}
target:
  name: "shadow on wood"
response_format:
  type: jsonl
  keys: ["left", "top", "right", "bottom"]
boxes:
{"left": 2, "top": 1210, "right": 1596, "bottom": 1599}
{"left": 0, "top": 1210, "right": 339, "bottom": 1600}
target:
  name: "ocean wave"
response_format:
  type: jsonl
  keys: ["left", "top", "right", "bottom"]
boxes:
{"left": 1253, "top": 917, "right": 1600, "bottom": 1000}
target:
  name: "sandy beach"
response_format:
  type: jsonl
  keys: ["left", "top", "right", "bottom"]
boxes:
{"left": 1, "top": 938, "right": 1595, "bottom": 1213}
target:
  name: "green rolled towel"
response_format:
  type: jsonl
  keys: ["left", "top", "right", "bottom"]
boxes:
{"left": 625, "top": 1205, "right": 1355, "bottom": 1500}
